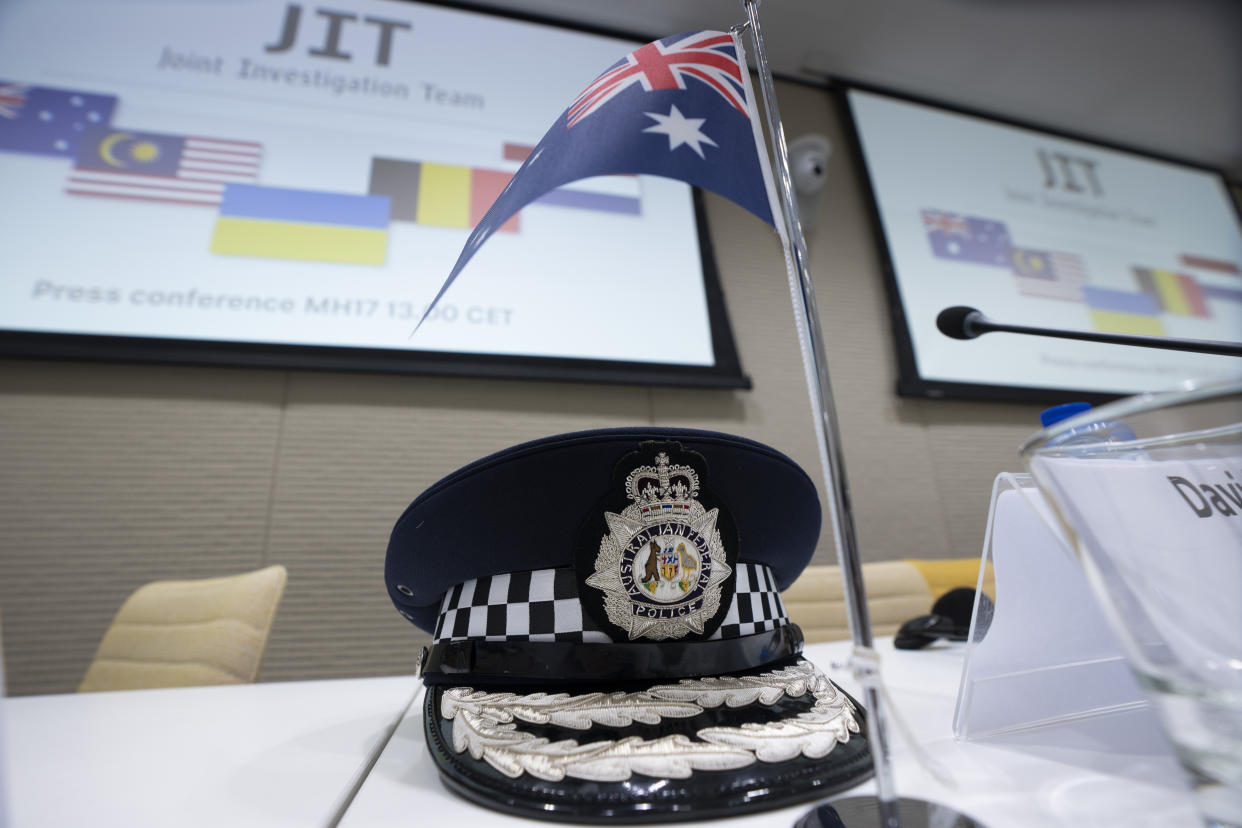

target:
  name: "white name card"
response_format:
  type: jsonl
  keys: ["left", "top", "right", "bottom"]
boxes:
{"left": 1028, "top": 451, "right": 1242, "bottom": 676}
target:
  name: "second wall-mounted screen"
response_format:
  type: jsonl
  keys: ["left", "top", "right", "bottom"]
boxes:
{"left": 842, "top": 84, "right": 1242, "bottom": 402}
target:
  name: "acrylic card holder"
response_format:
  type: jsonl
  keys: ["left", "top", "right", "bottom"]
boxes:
{"left": 952, "top": 473, "right": 1176, "bottom": 776}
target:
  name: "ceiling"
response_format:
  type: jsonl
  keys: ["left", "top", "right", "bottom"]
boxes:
{"left": 458, "top": 0, "right": 1242, "bottom": 181}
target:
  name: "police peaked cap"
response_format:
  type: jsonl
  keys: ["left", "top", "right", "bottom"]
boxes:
{"left": 384, "top": 427, "right": 872, "bottom": 823}
{"left": 386, "top": 427, "right": 822, "bottom": 631}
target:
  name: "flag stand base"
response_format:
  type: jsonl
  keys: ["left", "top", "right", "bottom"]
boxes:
{"left": 795, "top": 796, "right": 985, "bottom": 828}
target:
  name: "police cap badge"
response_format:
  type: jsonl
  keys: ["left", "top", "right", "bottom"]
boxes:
{"left": 386, "top": 428, "right": 873, "bottom": 822}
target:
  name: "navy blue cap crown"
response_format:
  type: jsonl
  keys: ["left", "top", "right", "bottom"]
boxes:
{"left": 385, "top": 427, "right": 821, "bottom": 634}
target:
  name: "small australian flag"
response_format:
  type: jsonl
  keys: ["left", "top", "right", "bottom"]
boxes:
{"left": 921, "top": 209, "right": 1012, "bottom": 267}
{"left": 0, "top": 82, "right": 118, "bottom": 158}
{"left": 422, "top": 31, "right": 781, "bottom": 320}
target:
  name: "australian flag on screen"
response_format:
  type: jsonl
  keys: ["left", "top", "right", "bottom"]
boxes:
{"left": 921, "top": 209, "right": 1012, "bottom": 267}
{"left": 422, "top": 31, "right": 780, "bottom": 319}
{"left": 0, "top": 82, "right": 117, "bottom": 158}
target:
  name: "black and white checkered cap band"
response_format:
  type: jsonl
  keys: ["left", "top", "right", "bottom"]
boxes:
{"left": 431, "top": 563, "right": 787, "bottom": 644}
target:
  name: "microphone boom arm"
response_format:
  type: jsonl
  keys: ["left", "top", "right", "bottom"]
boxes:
{"left": 938, "top": 306, "right": 1242, "bottom": 357}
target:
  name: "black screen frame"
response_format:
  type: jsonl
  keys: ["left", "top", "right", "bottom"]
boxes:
{"left": 0, "top": 1, "right": 751, "bottom": 390}
{"left": 833, "top": 77, "right": 1242, "bottom": 405}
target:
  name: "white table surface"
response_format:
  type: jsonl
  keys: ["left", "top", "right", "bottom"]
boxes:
{"left": 2, "top": 674, "right": 419, "bottom": 828}
{"left": 340, "top": 639, "right": 1202, "bottom": 827}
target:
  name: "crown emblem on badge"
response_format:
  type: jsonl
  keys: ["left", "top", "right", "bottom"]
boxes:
{"left": 625, "top": 452, "right": 699, "bottom": 511}
{"left": 585, "top": 447, "right": 731, "bottom": 641}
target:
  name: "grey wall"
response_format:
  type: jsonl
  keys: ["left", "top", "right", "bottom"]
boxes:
{"left": 0, "top": 81, "right": 1050, "bottom": 696}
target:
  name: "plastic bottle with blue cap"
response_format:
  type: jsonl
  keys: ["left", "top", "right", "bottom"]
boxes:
{"left": 1040, "top": 401, "right": 1138, "bottom": 451}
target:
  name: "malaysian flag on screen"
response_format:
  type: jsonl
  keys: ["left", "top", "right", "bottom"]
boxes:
{"left": 1013, "top": 249, "right": 1088, "bottom": 302}
{"left": 66, "top": 126, "right": 262, "bottom": 206}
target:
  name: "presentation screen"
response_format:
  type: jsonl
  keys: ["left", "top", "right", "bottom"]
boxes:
{"left": 841, "top": 83, "right": 1242, "bottom": 402}
{"left": 0, "top": 0, "right": 748, "bottom": 387}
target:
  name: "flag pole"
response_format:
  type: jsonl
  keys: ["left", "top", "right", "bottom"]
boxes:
{"left": 737, "top": 2, "right": 901, "bottom": 824}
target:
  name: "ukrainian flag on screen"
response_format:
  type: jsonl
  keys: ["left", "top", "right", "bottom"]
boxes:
{"left": 211, "top": 184, "right": 390, "bottom": 265}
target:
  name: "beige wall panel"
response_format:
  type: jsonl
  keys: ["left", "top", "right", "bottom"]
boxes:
{"left": 258, "top": 372, "right": 652, "bottom": 683}
{"left": 918, "top": 401, "right": 1043, "bottom": 556}
{"left": 0, "top": 360, "right": 282, "bottom": 695}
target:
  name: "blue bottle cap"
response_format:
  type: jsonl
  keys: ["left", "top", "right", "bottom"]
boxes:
{"left": 1040, "top": 401, "right": 1093, "bottom": 427}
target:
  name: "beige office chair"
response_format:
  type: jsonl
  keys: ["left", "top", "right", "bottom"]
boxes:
{"left": 782, "top": 559, "right": 995, "bottom": 642}
{"left": 78, "top": 564, "right": 287, "bottom": 693}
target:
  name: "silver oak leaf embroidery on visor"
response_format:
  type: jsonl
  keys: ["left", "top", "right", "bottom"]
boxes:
{"left": 440, "top": 660, "right": 860, "bottom": 782}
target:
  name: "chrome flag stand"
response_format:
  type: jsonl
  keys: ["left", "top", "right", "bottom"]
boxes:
{"left": 737, "top": 3, "right": 980, "bottom": 826}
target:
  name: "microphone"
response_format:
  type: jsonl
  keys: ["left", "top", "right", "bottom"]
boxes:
{"left": 936, "top": 306, "right": 985, "bottom": 340}
{"left": 936, "top": 306, "right": 1242, "bottom": 357}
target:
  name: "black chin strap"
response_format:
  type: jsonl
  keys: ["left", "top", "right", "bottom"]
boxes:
{"left": 420, "top": 623, "right": 804, "bottom": 686}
